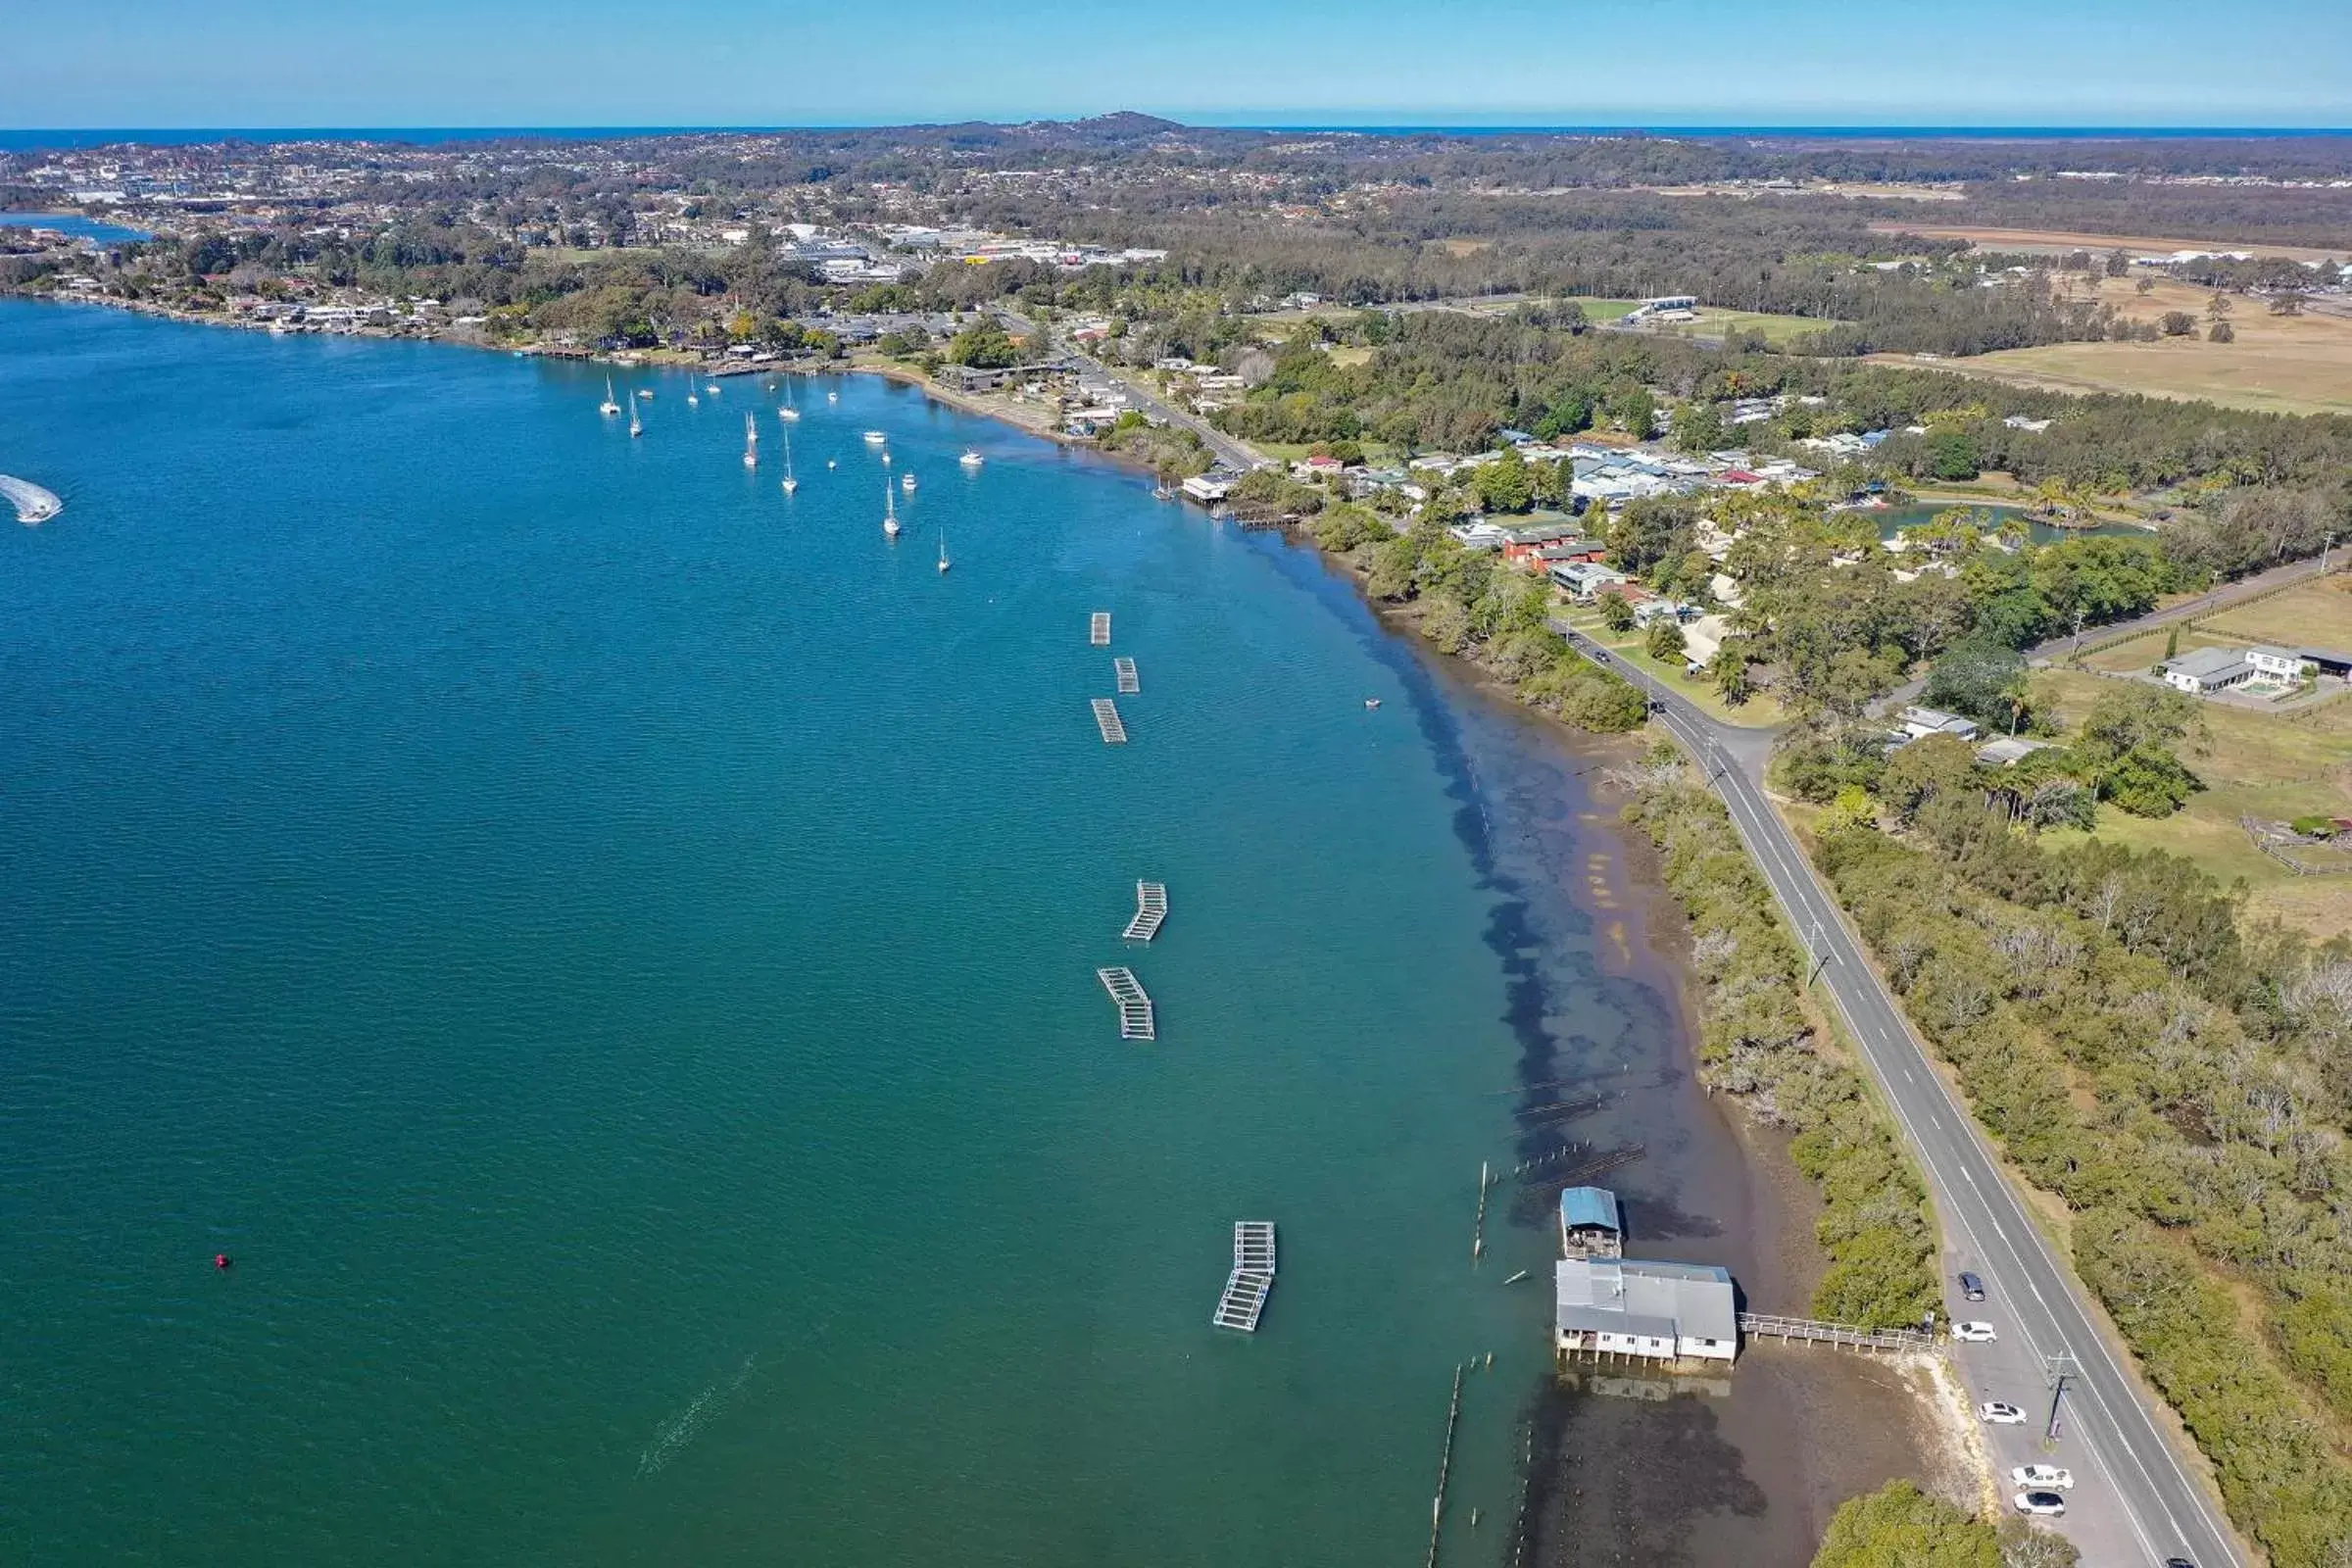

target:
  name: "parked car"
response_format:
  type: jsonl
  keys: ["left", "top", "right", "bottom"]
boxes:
{"left": 1952, "top": 1320, "right": 1998, "bottom": 1343}
{"left": 1979, "top": 1401, "right": 2027, "bottom": 1424}
{"left": 2014, "top": 1491, "right": 2067, "bottom": 1517}
{"left": 1958, "top": 1271, "right": 1985, "bottom": 1301}
{"left": 2010, "top": 1464, "right": 2074, "bottom": 1490}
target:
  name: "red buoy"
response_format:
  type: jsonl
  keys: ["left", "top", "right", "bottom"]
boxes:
{"left": 215, "top": 1253, "right": 232, "bottom": 1270}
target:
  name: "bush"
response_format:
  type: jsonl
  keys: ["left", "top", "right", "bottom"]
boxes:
{"left": 1811, "top": 1481, "right": 1999, "bottom": 1568}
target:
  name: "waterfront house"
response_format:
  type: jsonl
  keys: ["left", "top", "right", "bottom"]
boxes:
{"left": 2159, "top": 646, "right": 2257, "bottom": 695}
{"left": 1554, "top": 1257, "right": 1738, "bottom": 1363}
{"left": 1558, "top": 1187, "right": 1624, "bottom": 1259}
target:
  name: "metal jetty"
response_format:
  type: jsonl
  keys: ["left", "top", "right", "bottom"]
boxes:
{"left": 1090, "top": 611, "right": 1111, "bottom": 647}
{"left": 1215, "top": 1221, "right": 1278, "bottom": 1332}
{"left": 1123, "top": 881, "right": 1168, "bottom": 942}
{"left": 1091, "top": 698, "right": 1128, "bottom": 744}
{"left": 1114, "top": 657, "right": 1139, "bottom": 694}
{"left": 1097, "top": 966, "right": 1155, "bottom": 1039}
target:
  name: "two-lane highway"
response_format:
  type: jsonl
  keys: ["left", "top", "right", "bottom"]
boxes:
{"left": 1557, "top": 625, "right": 2243, "bottom": 1568}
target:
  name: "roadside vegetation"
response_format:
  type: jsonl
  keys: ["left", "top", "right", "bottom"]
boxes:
{"left": 1811, "top": 1480, "right": 2075, "bottom": 1568}
{"left": 1619, "top": 750, "right": 1937, "bottom": 1331}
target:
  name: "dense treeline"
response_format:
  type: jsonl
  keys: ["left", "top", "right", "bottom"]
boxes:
{"left": 1621, "top": 757, "right": 1937, "bottom": 1330}
{"left": 1811, "top": 805, "right": 2352, "bottom": 1564}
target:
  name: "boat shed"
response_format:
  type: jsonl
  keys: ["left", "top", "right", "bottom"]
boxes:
{"left": 1558, "top": 1186, "right": 1624, "bottom": 1258}
{"left": 1554, "top": 1257, "right": 1738, "bottom": 1364}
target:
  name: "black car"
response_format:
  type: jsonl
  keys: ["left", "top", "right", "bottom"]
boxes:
{"left": 1958, "top": 1271, "right": 1985, "bottom": 1301}
{"left": 2164, "top": 1559, "right": 2196, "bottom": 1568}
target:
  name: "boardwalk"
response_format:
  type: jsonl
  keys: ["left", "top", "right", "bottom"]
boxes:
{"left": 1123, "top": 880, "right": 1167, "bottom": 942}
{"left": 1215, "top": 1221, "right": 1278, "bottom": 1331}
{"left": 1091, "top": 698, "right": 1128, "bottom": 744}
{"left": 1097, "top": 966, "right": 1155, "bottom": 1040}
{"left": 1738, "top": 1312, "right": 1934, "bottom": 1354}
{"left": 1114, "top": 657, "right": 1139, "bottom": 694}
{"left": 1090, "top": 611, "right": 1111, "bottom": 647}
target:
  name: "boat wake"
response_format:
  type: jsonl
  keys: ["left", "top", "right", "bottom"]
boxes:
{"left": 636, "top": 1354, "right": 758, "bottom": 1478}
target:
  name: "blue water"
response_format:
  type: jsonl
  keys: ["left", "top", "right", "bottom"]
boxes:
{"left": 1873, "top": 501, "right": 2148, "bottom": 545}
{"left": 5, "top": 300, "right": 1830, "bottom": 1566}
{"left": 0, "top": 212, "right": 152, "bottom": 242}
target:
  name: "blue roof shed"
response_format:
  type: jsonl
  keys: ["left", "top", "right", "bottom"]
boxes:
{"left": 1559, "top": 1186, "right": 1622, "bottom": 1235}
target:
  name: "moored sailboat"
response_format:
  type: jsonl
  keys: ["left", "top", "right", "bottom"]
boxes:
{"left": 599, "top": 376, "right": 622, "bottom": 416}
{"left": 883, "top": 481, "right": 902, "bottom": 539}
{"left": 743, "top": 413, "right": 759, "bottom": 467}
{"left": 937, "top": 529, "right": 951, "bottom": 573}
{"left": 781, "top": 429, "right": 799, "bottom": 493}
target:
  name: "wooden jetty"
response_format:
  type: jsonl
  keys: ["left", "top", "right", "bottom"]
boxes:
{"left": 1090, "top": 611, "right": 1111, "bottom": 646}
{"left": 1123, "top": 880, "right": 1168, "bottom": 942}
{"left": 1091, "top": 698, "right": 1129, "bottom": 744}
{"left": 1214, "top": 1220, "right": 1278, "bottom": 1332}
{"left": 1738, "top": 1312, "right": 1934, "bottom": 1354}
{"left": 1097, "top": 966, "right": 1155, "bottom": 1040}
{"left": 1114, "top": 656, "right": 1139, "bottom": 694}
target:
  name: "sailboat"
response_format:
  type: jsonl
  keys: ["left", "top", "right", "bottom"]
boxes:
{"left": 937, "top": 529, "right": 951, "bottom": 574}
{"left": 687, "top": 392, "right": 699, "bottom": 407}
{"left": 827, "top": 389, "right": 839, "bottom": 403}
{"left": 958, "top": 449, "right": 984, "bottom": 469}
{"left": 599, "top": 376, "right": 622, "bottom": 416}
{"left": 743, "top": 413, "right": 759, "bottom": 467}
{"left": 778, "top": 380, "right": 801, "bottom": 422}
{"left": 628, "top": 397, "right": 643, "bottom": 438}
{"left": 780, "top": 429, "right": 798, "bottom": 493}
{"left": 883, "top": 481, "right": 902, "bottom": 540}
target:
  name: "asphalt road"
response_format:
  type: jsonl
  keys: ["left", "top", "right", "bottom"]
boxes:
{"left": 991, "top": 308, "right": 1262, "bottom": 472}
{"left": 1557, "top": 626, "right": 2241, "bottom": 1568}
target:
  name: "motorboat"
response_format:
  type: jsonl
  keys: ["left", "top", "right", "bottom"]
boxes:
{"left": 959, "top": 450, "right": 984, "bottom": 469}
{"left": 862, "top": 430, "right": 887, "bottom": 446}
{"left": 902, "top": 472, "right": 916, "bottom": 492}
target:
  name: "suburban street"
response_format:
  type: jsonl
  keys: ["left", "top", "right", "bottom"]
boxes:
{"left": 993, "top": 307, "right": 1264, "bottom": 471}
{"left": 1558, "top": 626, "right": 2243, "bottom": 1568}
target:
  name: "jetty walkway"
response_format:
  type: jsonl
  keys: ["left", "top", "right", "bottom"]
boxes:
{"left": 1215, "top": 1221, "right": 1278, "bottom": 1332}
{"left": 1091, "top": 698, "right": 1128, "bottom": 744}
{"left": 1097, "top": 966, "right": 1155, "bottom": 1040}
{"left": 1737, "top": 1312, "right": 1934, "bottom": 1354}
{"left": 1, "top": 474, "right": 63, "bottom": 524}
{"left": 1123, "top": 881, "right": 1167, "bottom": 942}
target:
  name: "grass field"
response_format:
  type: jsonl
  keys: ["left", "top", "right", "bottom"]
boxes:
{"left": 1554, "top": 605, "right": 1789, "bottom": 728}
{"left": 1570, "top": 297, "right": 1833, "bottom": 347}
{"left": 1881, "top": 275, "right": 2352, "bottom": 416}
{"left": 2039, "top": 667, "right": 2352, "bottom": 940}
{"left": 2198, "top": 573, "right": 2352, "bottom": 652}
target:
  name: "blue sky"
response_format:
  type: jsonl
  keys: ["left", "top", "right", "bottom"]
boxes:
{"left": 9, "top": 0, "right": 2349, "bottom": 128}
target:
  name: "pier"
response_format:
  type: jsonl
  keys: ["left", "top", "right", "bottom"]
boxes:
{"left": 1123, "top": 880, "right": 1167, "bottom": 942}
{"left": 1737, "top": 1312, "right": 1934, "bottom": 1354}
{"left": 1214, "top": 1221, "right": 1277, "bottom": 1332}
{"left": 1090, "top": 611, "right": 1111, "bottom": 646}
{"left": 1091, "top": 698, "right": 1128, "bottom": 744}
{"left": 1, "top": 474, "right": 64, "bottom": 524}
{"left": 1097, "top": 966, "right": 1155, "bottom": 1040}
{"left": 1114, "top": 657, "right": 1139, "bottom": 694}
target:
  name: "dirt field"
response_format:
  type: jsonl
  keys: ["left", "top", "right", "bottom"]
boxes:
{"left": 1873, "top": 275, "right": 2352, "bottom": 416}
{"left": 1867, "top": 224, "right": 2345, "bottom": 264}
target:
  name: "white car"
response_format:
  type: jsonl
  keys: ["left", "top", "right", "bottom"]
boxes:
{"left": 1980, "top": 1401, "right": 2028, "bottom": 1424}
{"left": 1952, "top": 1320, "right": 1998, "bottom": 1343}
{"left": 2011, "top": 1464, "right": 2075, "bottom": 1490}
{"left": 2014, "top": 1490, "right": 2067, "bottom": 1517}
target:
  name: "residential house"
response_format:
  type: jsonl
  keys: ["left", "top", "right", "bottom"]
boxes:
{"left": 1899, "top": 705, "right": 1981, "bottom": 742}
{"left": 2159, "top": 647, "right": 2256, "bottom": 695}
{"left": 2246, "top": 646, "right": 2314, "bottom": 682}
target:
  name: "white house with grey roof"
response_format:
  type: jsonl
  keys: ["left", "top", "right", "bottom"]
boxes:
{"left": 1554, "top": 1256, "right": 1739, "bottom": 1363}
{"left": 2160, "top": 646, "right": 2256, "bottom": 695}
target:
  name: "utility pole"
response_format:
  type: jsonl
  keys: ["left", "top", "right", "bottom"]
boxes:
{"left": 2040, "top": 1350, "right": 2082, "bottom": 1445}
{"left": 2323, "top": 531, "right": 2338, "bottom": 574}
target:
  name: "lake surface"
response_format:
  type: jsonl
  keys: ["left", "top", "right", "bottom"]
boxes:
{"left": 0, "top": 302, "right": 1927, "bottom": 1567}
{"left": 1872, "top": 501, "right": 2147, "bottom": 545}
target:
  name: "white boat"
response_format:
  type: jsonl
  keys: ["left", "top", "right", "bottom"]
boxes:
{"left": 706, "top": 382, "right": 721, "bottom": 395}
{"left": 883, "top": 482, "right": 901, "bottom": 539}
{"left": 937, "top": 529, "right": 951, "bottom": 573}
{"left": 599, "top": 376, "right": 622, "bottom": 416}
{"left": 881, "top": 451, "right": 892, "bottom": 468}
{"left": 629, "top": 399, "right": 643, "bottom": 438}
{"left": 778, "top": 380, "right": 801, "bottom": 422}
{"left": 902, "top": 472, "right": 917, "bottom": 492}
{"left": 781, "top": 429, "right": 798, "bottom": 493}
{"left": 958, "top": 450, "right": 983, "bottom": 469}
{"left": 637, "top": 388, "right": 655, "bottom": 400}
{"left": 687, "top": 392, "right": 699, "bottom": 407}
{"left": 862, "top": 430, "right": 886, "bottom": 446}
{"left": 743, "top": 413, "right": 759, "bottom": 467}
{"left": 826, "top": 458, "right": 837, "bottom": 469}
{"left": 827, "top": 390, "right": 839, "bottom": 403}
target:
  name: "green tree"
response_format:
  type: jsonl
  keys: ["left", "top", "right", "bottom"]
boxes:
{"left": 1646, "top": 616, "right": 1688, "bottom": 663}
{"left": 1712, "top": 638, "right": 1753, "bottom": 705}
{"left": 1474, "top": 446, "right": 1534, "bottom": 514}
{"left": 946, "top": 322, "right": 1019, "bottom": 368}
{"left": 1879, "top": 734, "right": 1984, "bottom": 822}
{"left": 1811, "top": 1481, "right": 2000, "bottom": 1568}
{"left": 1597, "top": 589, "right": 1637, "bottom": 633}
{"left": 1924, "top": 639, "right": 2029, "bottom": 729}
{"left": 2102, "top": 744, "right": 2200, "bottom": 817}
{"left": 1928, "top": 429, "right": 1982, "bottom": 481}
{"left": 1673, "top": 400, "right": 1729, "bottom": 455}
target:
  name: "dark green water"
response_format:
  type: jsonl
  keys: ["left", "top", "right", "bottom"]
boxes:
{"left": 0, "top": 303, "right": 1916, "bottom": 1568}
